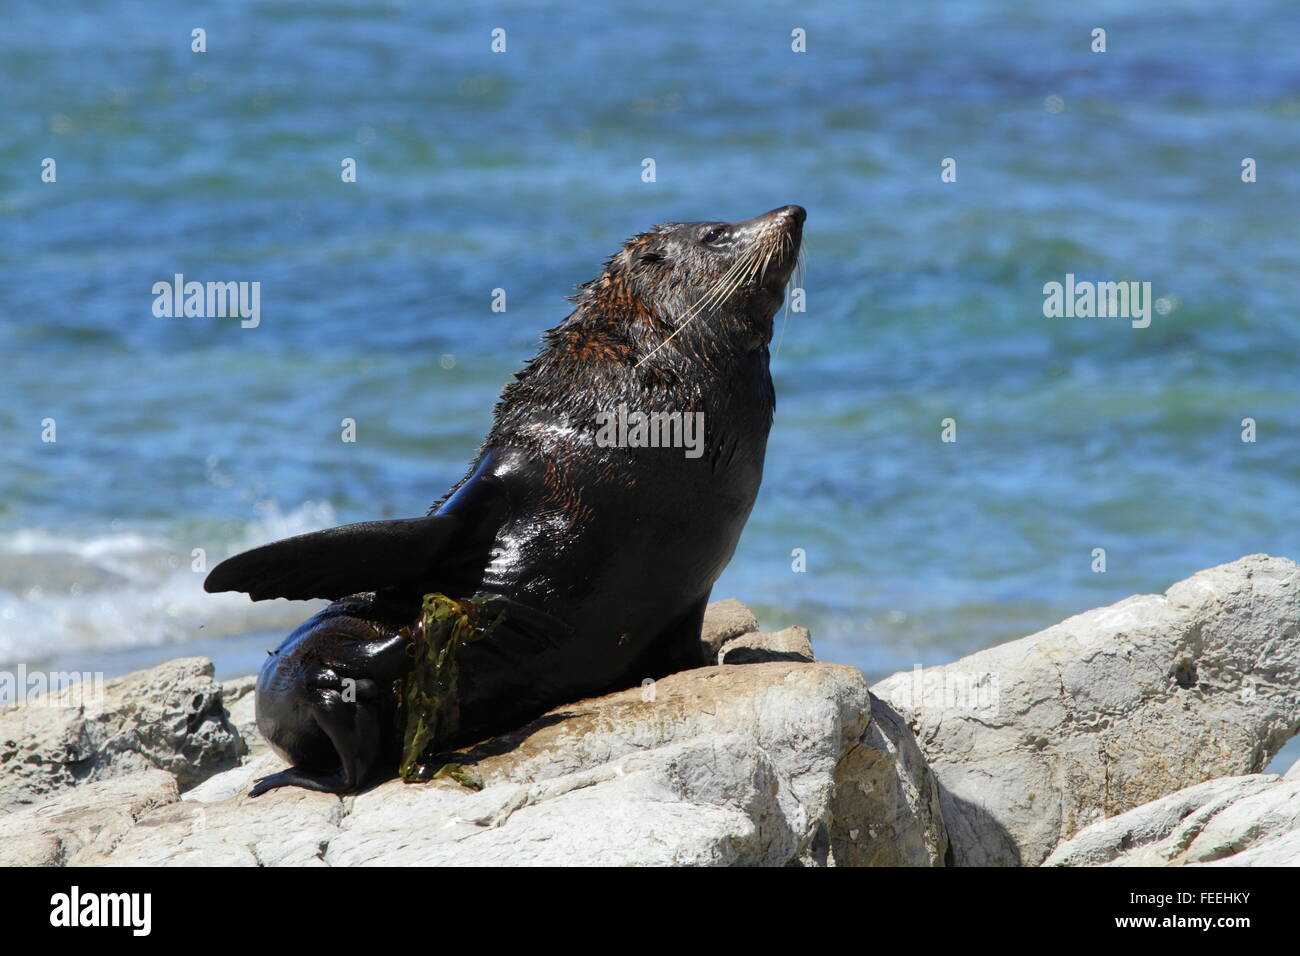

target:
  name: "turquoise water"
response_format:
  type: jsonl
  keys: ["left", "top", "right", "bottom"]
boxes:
{"left": 3, "top": 1, "right": 1299, "bottom": 764}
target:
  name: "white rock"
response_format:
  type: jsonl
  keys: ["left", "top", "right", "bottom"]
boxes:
{"left": 874, "top": 554, "right": 1300, "bottom": 866}
{"left": 0, "top": 769, "right": 178, "bottom": 866}
{"left": 67, "top": 662, "right": 947, "bottom": 867}
{"left": 221, "top": 674, "right": 264, "bottom": 753}
{"left": 700, "top": 599, "right": 760, "bottom": 660}
{"left": 1046, "top": 770, "right": 1300, "bottom": 867}
{"left": 1200, "top": 827, "right": 1300, "bottom": 866}
{"left": 0, "top": 657, "right": 243, "bottom": 809}
{"left": 830, "top": 695, "right": 948, "bottom": 866}
{"left": 719, "top": 626, "right": 815, "bottom": 665}
{"left": 1042, "top": 774, "right": 1276, "bottom": 866}
{"left": 89, "top": 782, "right": 345, "bottom": 866}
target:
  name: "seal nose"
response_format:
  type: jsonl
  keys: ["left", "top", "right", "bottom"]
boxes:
{"left": 767, "top": 205, "right": 806, "bottom": 225}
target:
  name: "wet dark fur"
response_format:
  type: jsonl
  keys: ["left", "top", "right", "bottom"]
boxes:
{"left": 207, "top": 205, "right": 805, "bottom": 795}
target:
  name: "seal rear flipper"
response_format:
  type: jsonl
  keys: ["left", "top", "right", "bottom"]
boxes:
{"left": 249, "top": 766, "right": 352, "bottom": 798}
{"left": 203, "top": 514, "right": 465, "bottom": 601}
{"left": 251, "top": 680, "right": 387, "bottom": 797}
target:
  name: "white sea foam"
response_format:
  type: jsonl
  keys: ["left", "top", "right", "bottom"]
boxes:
{"left": 0, "top": 501, "right": 336, "bottom": 667}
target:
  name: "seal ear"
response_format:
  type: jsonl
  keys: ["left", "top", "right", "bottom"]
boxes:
{"left": 204, "top": 515, "right": 464, "bottom": 601}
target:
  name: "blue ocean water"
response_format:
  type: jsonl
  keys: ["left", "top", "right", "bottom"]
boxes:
{"left": 3, "top": 1, "right": 1298, "bottom": 765}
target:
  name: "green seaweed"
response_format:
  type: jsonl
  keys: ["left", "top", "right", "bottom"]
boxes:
{"left": 430, "top": 763, "right": 485, "bottom": 791}
{"left": 396, "top": 592, "right": 500, "bottom": 785}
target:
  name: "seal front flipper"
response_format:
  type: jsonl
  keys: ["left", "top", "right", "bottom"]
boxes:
{"left": 203, "top": 514, "right": 466, "bottom": 601}
{"left": 204, "top": 452, "right": 510, "bottom": 602}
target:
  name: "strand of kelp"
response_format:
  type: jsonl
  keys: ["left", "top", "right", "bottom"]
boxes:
{"left": 396, "top": 592, "right": 503, "bottom": 788}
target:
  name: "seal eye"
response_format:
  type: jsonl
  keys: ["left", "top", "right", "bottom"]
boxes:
{"left": 700, "top": 226, "right": 726, "bottom": 245}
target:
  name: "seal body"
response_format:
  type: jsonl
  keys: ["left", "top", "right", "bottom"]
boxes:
{"left": 209, "top": 204, "right": 806, "bottom": 795}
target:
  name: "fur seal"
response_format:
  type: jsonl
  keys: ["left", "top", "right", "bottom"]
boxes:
{"left": 205, "top": 204, "right": 806, "bottom": 795}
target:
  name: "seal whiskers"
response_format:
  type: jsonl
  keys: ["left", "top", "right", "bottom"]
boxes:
{"left": 634, "top": 215, "right": 796, "bottom": 368}
{"left": 773, "top": 241, "right": 805, "bottom": 359}
{"left": 635, "top": 246, "right": 764, "bottom": 367}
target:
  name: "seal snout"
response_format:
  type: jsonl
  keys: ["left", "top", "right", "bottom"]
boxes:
{"left": 743, "top": 204, "right": 805, "bottom": 235}
{"left": 739, "top": 205, "right": 804, "bottom": 291}
{"left": 749, "top": 204, "right": 805, "bottom": 247}
{"left": 766, "top": 204, "right": 806, "bottom": 225}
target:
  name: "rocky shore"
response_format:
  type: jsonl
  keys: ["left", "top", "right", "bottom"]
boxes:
{"left": 2, "top": 554, "right": 1297, "bottom": 866}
